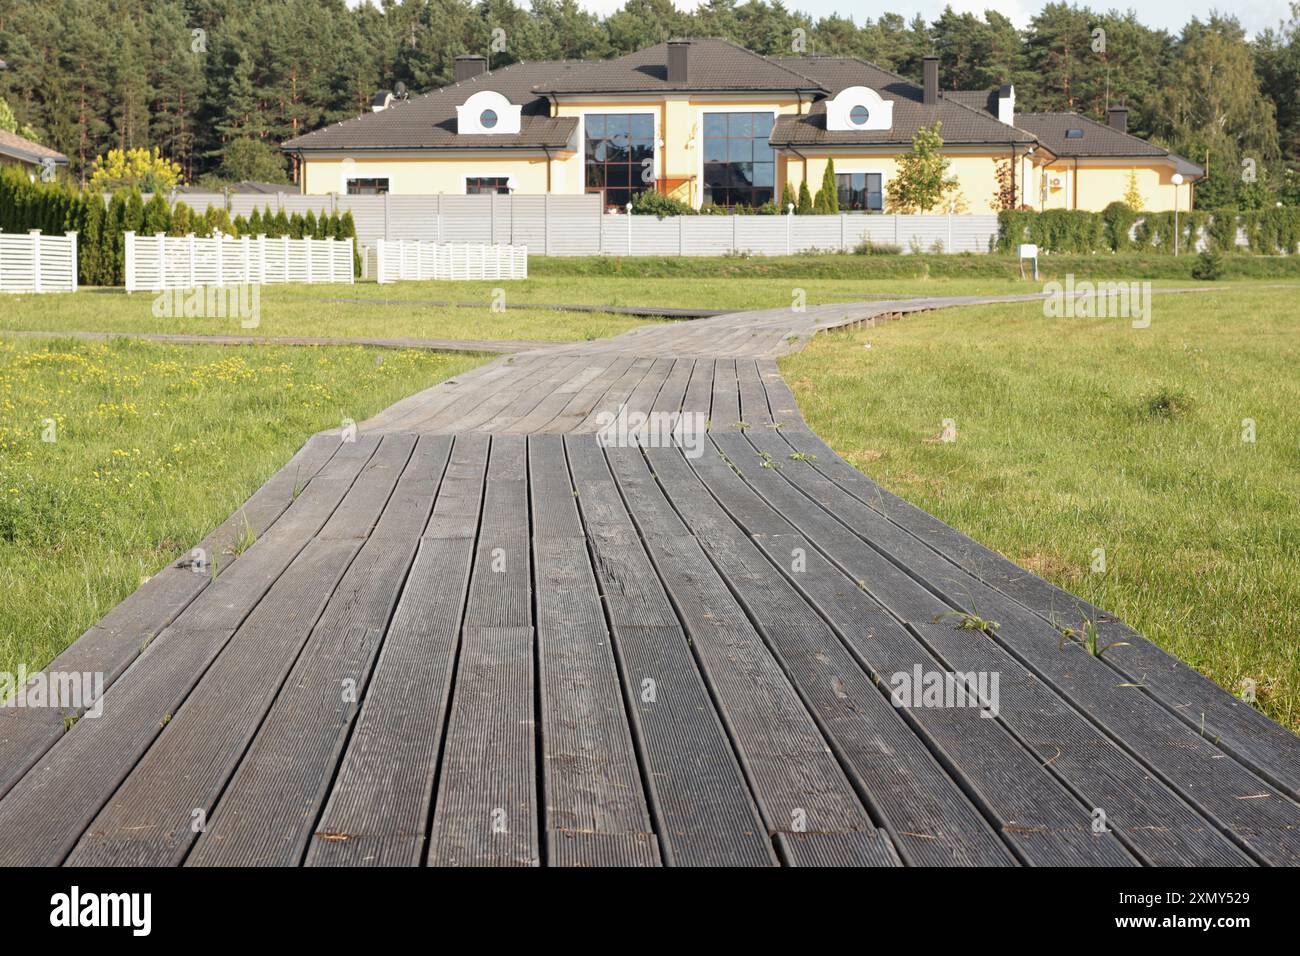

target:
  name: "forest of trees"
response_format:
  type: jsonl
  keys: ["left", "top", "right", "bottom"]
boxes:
{"left": 2, "top": 0, "right": 1299, "bottom": 208}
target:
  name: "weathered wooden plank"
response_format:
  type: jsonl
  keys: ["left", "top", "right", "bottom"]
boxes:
{"left": 679, "top": 358, "right": 715, "bottom": 424}
{"left": 565, "top": 435, "right": 776, "bottom": 866}
{"left": 425, "top": 626, "right": 538, "bottom": 867}
{"left": 306, "top": 436, "right": 483, "bottom": 866}
{"left": 640, "top": 444, "right": 1018, "bottom": 866}
{"left": 0, "top": 436, "right": 384, "bottom": 866}
{"left": 427, "top": 435, "right": 538, "bottom": 866}
{"left": 649, "top": 358, "right": 694, "bottom": 418}
{"left": 0, "top": 433, "right": 341, "bottom": 802}
{"left": 735, "top": 359, "right": 774, "bottom": 427}
{"left": 530, "top": 437, "right": 657, "bottom": 864}
{"left": 547, "top": 830, "right": 661, "bottom": 867}
{"left": 779, "top": 830, "right": 901, "bottom": 867}
{"left": 709, "top": 359, "right": 741, "bottom": 430}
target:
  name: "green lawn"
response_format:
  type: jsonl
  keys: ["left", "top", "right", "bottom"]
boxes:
{"left": 7, "top": 270, "right": 1290, "bottom": 347}
{"left": 0, "top": 337, "right": 485, "bottom": 678}
{"left": 0, "top": 286, "right": 666, "bottom": 343}
{"left": 780, "top": 284, "right": 1300, "bottom": 731}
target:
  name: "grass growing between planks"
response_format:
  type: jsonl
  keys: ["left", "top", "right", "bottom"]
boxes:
{"left": 0, "top": 337, "right": 485, "bottom": 678}
{"left": 780, "top": 284, "right": 1300, "bottom": 731}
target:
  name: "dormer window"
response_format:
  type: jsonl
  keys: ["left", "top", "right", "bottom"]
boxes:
{"left": 825, "top": 86, "right": 893, "bottom": 132}
{"left": 456, "top": 90, "right": 521, "bottom": 135}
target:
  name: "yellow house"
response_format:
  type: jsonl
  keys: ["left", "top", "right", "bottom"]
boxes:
{"left": 281, "top": 38, "right": 1200, "bottom": 214}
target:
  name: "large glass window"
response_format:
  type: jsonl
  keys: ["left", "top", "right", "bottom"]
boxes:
{"left": 702, "top": 112, "right": 775, "bottom": 209}
{"left": 836, "top": 172, "right": 883, "bottom": 212}
{"left": 585, "top": 113, "right": 655, "bottom": 209}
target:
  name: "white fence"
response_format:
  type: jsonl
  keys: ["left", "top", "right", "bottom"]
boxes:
{"left": 0, "top": 230, "right": 78, "bottom": 293}
{"left": 165, "top": 191, "right": 998, "bottom": 256}
{"left": 123, "top": 231, "right": 354, "bottom": 292}
{"left": 372, "top": 240, "right": 528, "bottom": 283}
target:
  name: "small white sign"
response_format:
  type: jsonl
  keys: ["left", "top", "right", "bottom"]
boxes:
{"left": 1018, "top": 243, "right": 1038, "bottom": 258}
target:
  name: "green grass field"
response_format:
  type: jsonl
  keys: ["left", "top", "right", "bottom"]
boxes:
{"left": 780, "top": 284, "right": 1300, "bottom": 730}
{"left": 0, "top": 337, "right": 484, "bottom": 679}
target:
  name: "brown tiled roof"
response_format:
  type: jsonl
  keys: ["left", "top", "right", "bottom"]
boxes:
{"left": 769, "top": 57, "right": 1035, "bottom": 147}
{"left": 535, "top": 38, "right": 824, "bottom": 94}
{"left": 282, "top": 61, "right": 578, "bottom": 151}
{"left": 0, "top": 128, "right": 68, "bottom": 165}
{"left": 1013, "top": 111, "right": 1166, "bottom": 158}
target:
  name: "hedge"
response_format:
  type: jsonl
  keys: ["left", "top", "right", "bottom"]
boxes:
{"left": 997, "top": 205, "right": 1300, "bottom": 255}
{"left": 0, "top": 168, "right": 359, "bottom": 285}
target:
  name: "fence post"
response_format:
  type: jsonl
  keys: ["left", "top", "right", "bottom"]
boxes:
{"left": 490, "top": 193, "right": 496, "bottom": 245}
{"left": 840, "top": 212, "right": 846, "bottom": 252}
{"left": 187, "top": 233, "right": 196, "bottom": 288}
{"left": 894, "top": 214, "right": 900, "bottom": 247}
{"left": 122, "top": 230, "right": 135, "bottom": 293}
{"left": 597, "top": 197, "right": 603, "bottom": 255}
{"left": 214, "top": 233, "right": 224, "bottom": 287}
{"left": 328, "top": 237, "right": 336, "bottom": 283}
{"left": 282, "top": 235, "right": 290, "bottom": 283}
{"left": 436, "top": 194, "right": 442, "bottom": 244}
{"left": 67, "top": 232, "right": 78, "bottom": 292}
{"left": 785, "top": 208, "right": 792, "bottom": 256}
{"left": 732, "top": 214, "right": 738, "bottom": 254}
{"left": 544, "top": 194, "right": 551, "bottom": 256}
{"left": 679, "top": 215, "right": 685, "bottom": 256}
{"left": 383, "top": 192, "right": 390, "bottom": 241}
{"left": 304, "top": 235, "right": 313, "bottom": 283}
{"left": 375, "top": 238, "right": 385, "bottom": 284}
{"left": 243, "top": 235, "right": 251, "bottom": 284}
{"left": 30, "top": 229, "right": 41, "bottom": 293}
{"left": 948, "top": 213, "right": 953, "bottom": 253}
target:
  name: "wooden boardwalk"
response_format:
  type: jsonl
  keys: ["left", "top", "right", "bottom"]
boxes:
{"left": 2, "top": 291, "right": 1298, "bottom": 867}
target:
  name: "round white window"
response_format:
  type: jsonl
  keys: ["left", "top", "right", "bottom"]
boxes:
{"left": 850, "top": 105, "right": 870, "bottom": 127}
{"left": 481, "top": 109, "right": 498, "bottom": 129}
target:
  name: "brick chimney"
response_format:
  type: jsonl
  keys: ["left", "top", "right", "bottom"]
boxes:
{"left": 1107, "top": 106, "right": 1129, "bottom": 133}
{"left": 923, "top": 56, "right": 938, "bottom": 106}
{"left": 668, "top": 40, "right": 690, "bottom": 84}
{"left": 455, "top": 55, "right": 488, "bottom": 82}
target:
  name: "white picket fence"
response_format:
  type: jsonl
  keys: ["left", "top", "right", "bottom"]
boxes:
{"left": 0, "top": 230, "right": 78, "bottom": 293}
{"left": 372, "top": 239, "right": 528, "bottom": 283}
{"left": 123, "top": 231, "right": 354, "bottom": 292}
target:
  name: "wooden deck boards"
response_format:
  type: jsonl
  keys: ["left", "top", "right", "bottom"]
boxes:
{"left": 5, "top": 292, "right": 1297, "bottom": 867}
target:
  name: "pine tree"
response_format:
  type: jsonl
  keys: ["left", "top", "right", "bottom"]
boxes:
{"left": 797, "top": 180, "right": 813, "bottom": 214}
{"left": 780, "top": 182, "right": 796, "bottom": 212}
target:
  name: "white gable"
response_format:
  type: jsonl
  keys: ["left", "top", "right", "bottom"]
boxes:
{"left": 456, "top": 90, "right": 521, "bottom": 135}
{"left": 825, "top": 86, "right": 893, "bottom": 132}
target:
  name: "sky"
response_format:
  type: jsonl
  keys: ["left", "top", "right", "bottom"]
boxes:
{"left": 576, "top": 0, "right": 1297, "bottom": 39}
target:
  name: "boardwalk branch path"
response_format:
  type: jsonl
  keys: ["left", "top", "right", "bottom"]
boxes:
{"left": 2, "top": 290, "right": 1298, "bottom": 867}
